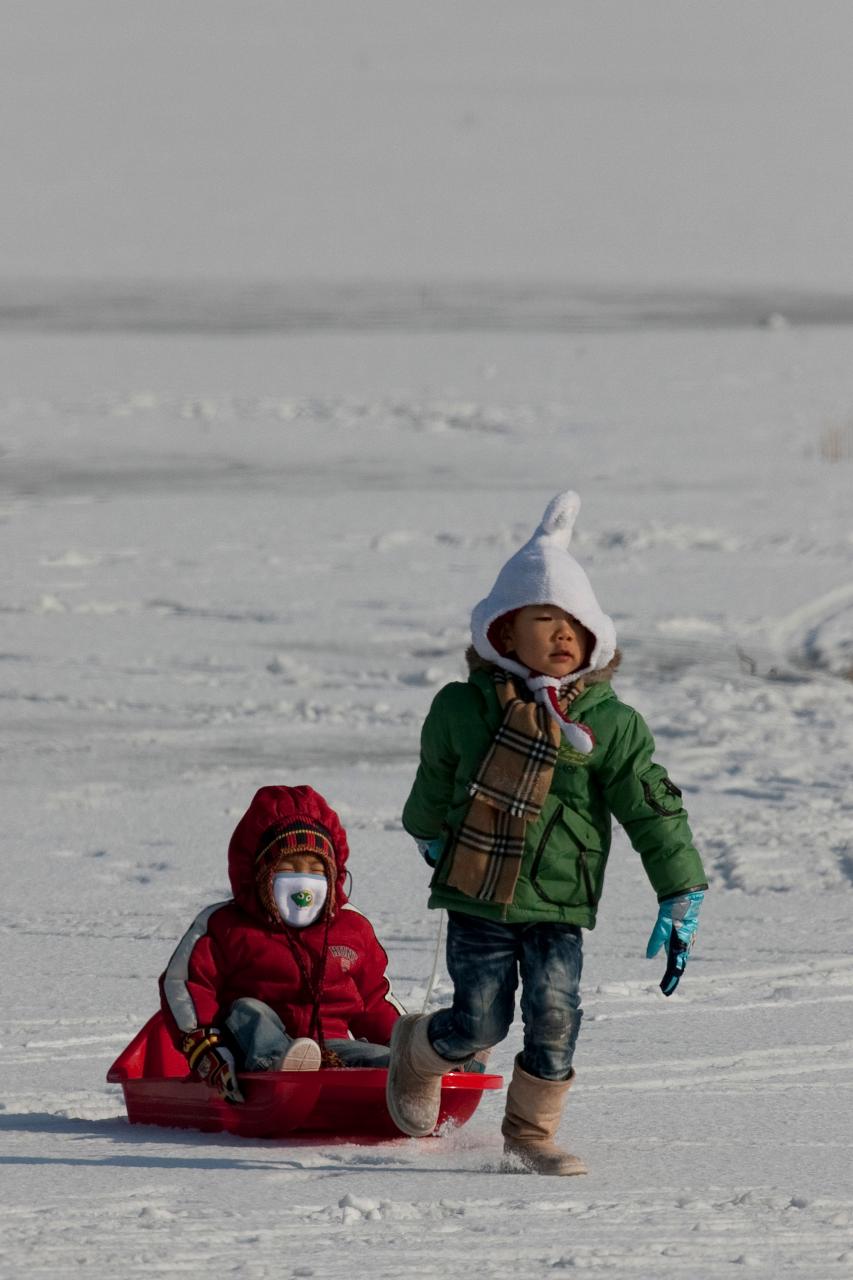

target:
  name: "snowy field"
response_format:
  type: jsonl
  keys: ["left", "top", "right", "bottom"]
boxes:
{"left": 2, "top": 323, "right": 853, "bottom": 1278}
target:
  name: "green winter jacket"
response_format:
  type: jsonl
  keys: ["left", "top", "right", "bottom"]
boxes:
{"left": 402, "top": 656, "right": 707, "bottom": 928}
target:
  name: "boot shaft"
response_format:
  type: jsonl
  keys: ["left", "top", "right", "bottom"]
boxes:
{"left": 501, "top": 1056, "right": 587, "bottom": 1176}
{"left": 501, "top": 1055, "right": 574, "bottom": 1144}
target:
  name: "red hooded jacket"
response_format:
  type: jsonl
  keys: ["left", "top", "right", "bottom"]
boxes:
{"left": 159, "top": 786, "right": 403, "bottom": 1049}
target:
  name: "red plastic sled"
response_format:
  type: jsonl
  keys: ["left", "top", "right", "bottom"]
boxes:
{"left": 107, "top": 1013, "right": 503, "bottom": 1142}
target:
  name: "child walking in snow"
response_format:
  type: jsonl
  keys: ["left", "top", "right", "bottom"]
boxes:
{"left": 386, "top": 491, "right": 707, "bottom": 1174}
{"left": 160, "top": 785, "right": 403, "bottom": 1102}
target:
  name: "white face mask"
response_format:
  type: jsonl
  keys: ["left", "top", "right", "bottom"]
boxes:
{"left": 272, "top": 872, "right": 328, "bottom": 928}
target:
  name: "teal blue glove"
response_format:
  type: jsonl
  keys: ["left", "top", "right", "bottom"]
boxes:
{"left": 646, "top": 891, "right": 704, "bottom": 996}
{"left": 414, "top": 837, "right": 443, "bottom": 867}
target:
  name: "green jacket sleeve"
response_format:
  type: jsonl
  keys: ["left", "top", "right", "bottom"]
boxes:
{"left": 402, "top": 684, "right": 463, "bottom": 839}
{"left": 596, "top": 706, "right": 708, "bottom": 900}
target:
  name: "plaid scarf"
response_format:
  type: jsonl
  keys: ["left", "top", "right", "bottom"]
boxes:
{"left": 444, "top": 671, "right": 586, "bottom": 905}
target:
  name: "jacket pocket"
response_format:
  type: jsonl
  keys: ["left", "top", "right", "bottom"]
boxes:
{"left": 529, "top": 803, "right": 603, "bottom": 909}
{"left": 640, "top": 765, "right": 686, "bottom": 817}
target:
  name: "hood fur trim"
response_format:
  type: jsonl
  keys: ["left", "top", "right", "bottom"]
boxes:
{"left": 465, "top": 645, "right": 622, "bottom": 685}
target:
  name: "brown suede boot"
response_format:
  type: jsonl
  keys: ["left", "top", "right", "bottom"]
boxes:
{"left": 501, "top": 1056, "right": 587, "bottom": 1175}
{"left": 386, "top": 1014, "right": 453, "bottom": 1137}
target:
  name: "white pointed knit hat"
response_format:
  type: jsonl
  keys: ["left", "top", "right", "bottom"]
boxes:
{"left": 471, "top": 490, "right": 617, "bottom": 683}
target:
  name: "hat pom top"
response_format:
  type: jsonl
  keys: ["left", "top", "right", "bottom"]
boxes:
{"left": 537, "top": 490, "right": 580, "bottom": 547}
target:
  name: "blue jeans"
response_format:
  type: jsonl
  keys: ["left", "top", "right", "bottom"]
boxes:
{"left": 427, "top": 911, "right": 583, "bottom": 1081}
{"left": 223, "top": 998, "right": 391, "bottom": 1069}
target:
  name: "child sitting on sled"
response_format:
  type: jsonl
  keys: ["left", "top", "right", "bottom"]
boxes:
{"left": 160, "top": 784, "right": 404, "bottom": 1103}
{"left": 387, "top": 490, "right": 708, "bottom": 1174}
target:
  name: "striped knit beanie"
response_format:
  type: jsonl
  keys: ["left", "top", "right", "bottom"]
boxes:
{"left": 255, "top": 819, "right": 337, "bottom": 922}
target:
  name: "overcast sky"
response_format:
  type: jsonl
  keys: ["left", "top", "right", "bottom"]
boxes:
{"left": 3, "top": 1, "right": 853, "bottom": 287}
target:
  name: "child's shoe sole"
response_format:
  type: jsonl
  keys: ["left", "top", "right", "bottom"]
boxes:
{"left": 277, "top": 1038, "right": 322, "bottom": 1071}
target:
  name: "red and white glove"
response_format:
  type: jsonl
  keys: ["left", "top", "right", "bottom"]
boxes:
{"left": 181, "top": 1026, "right": 244, "bottom": 1103}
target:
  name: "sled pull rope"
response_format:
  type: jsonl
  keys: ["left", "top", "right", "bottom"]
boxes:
{"left": 421, "top": 909, "right": 445, "bottom": 1014}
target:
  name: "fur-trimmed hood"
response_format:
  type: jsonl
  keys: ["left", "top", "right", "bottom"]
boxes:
{"left": 465, "top": 645, "right": 622, "bottom": 686}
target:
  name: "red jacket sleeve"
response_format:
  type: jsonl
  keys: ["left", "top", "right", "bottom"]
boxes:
{"left": 159, "top": 903, "right": 230, "bottom": 1047}
{"left": 346, "top": 913, "right": 405, "bottom": 1045}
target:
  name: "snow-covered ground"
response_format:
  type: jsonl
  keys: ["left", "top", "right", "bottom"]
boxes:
{"left": 2, "top": 324, "right": 853, "bottom": 1277}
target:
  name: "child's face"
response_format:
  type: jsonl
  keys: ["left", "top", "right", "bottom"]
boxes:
{"left": 501, "top": 605, "right": 592, "bottom": 677}
{"left": 274, "top": 853, "right": 326, "bottom": 875}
